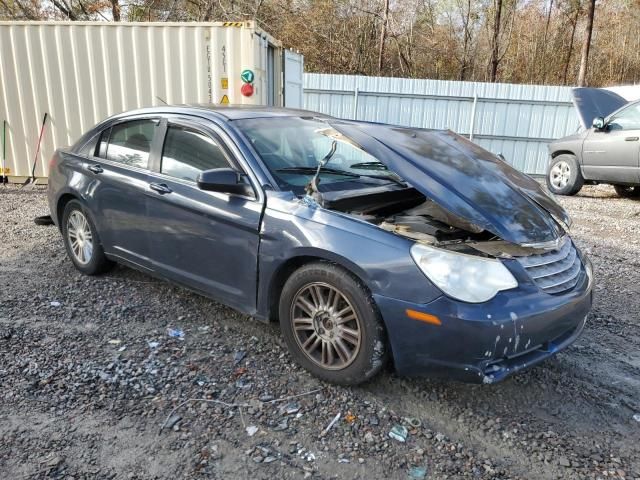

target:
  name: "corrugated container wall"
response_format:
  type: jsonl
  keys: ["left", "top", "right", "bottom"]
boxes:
{"left": 304, "top": 73, "right": 579, "bottom": 175}
{"left": 0, "top": 21, "right": 303, "bottom": 179}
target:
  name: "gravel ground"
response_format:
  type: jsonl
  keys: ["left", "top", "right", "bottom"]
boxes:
{"left": 1, "top": 184, "right": 639, "bottom": 480}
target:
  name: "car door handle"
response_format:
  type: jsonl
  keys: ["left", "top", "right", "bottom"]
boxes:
{"left": 149, "top": 182, "right": 172, "bottom": 195}
{"left": 625, "top": 136, "right": 639, "bottom": 141}
{"left": 87, "top": 164, "right": 103, "bottom": 174}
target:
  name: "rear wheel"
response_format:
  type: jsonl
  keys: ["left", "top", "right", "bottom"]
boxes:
{"left": 279, "top": 262, "right": 387, "bottom": 385}
{"left": 547, "top": 154, "right": 583, "bottom": 196}
{"left": 61, "top": 199, "right": 113, "bottom": 275}
{"left": 613, "top": 185, "right": 640, "bottom": 198}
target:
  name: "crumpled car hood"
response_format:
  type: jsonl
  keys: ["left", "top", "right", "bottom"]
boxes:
{"left": 572, "top": 87, "right": 627, "bottom": 129}
{"left": 329, "top": 121, "right": 570, "bottom": 246}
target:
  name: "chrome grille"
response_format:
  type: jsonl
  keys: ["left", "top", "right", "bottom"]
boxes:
{"left": 516, "top": 239, "right": 582, "bottom": 295}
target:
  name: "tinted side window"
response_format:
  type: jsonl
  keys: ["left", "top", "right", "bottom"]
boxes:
{"left": 97, "top": 128, "right": 110, "bottom": 158}
{"left": 106, "top": 120, "right": 156, "bottom": 169}
{"left": 77, "top": 133, "right": 99, "bottom": 157}
{"left": 161, "top": 126, "right": 230, "bottom": 182}
{"left": 610, "top": 104, "right": 640, "bottom": 131}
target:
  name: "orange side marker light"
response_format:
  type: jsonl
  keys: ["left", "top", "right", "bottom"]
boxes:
{"left": 406, "top": 309, "right": 442, "bottom": 326}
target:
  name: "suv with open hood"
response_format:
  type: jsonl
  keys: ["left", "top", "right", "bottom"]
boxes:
{"left": 548, "top": 87, "right": 640, "bottom": 197}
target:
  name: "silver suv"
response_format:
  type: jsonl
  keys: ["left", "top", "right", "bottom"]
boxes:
{"left": 547, "top": 88, "right": 640, "bottom": 197}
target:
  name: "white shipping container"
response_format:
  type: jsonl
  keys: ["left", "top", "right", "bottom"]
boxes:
{"left": 0, "top": 20, "right": 304, "bottom": 179}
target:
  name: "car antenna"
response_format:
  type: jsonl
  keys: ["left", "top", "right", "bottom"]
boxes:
{"left": 156, "top": 96, "right": 168, "bottom": 105}
{"left": 305, "top": 140, "right": 337, "bottom": 199}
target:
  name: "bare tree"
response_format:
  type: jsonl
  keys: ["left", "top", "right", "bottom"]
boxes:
{"left": 489, "top": 0, "right": 503, "bottom": 82}
{"left": 377, "top": 0, "right": 390, "bottom": 75}
{"left": 577, "top": 0, "right": 596, "bottom": 86}
{"left": 111, "top": 0, "right": 121, "bottom": 21}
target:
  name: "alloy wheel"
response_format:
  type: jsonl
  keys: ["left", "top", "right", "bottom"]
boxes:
{"left": 550, "top": 160, "right": 571, "bottom": 189}
{"left": 290, "top": 282, "right": 362, "bottom": 370}
{"left": 66, "top": 210, "right": 93, "bottom": 265}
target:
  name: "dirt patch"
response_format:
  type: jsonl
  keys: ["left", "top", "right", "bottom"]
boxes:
{"left": 1, "top": 184, "right": 639, "bottom": 479}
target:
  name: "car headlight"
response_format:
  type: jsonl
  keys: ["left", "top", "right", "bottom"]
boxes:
{"left": 410, "top": 244, "right": 518, "bottom": 303}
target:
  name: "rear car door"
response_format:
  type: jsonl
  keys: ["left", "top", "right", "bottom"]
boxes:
{"left": 582, "top": 103, "right": 640, "bottom": 183}
{"left": 144, "top": 117, "right": 263, "bottom": 313}
{"left": 85, "top": 117, "right": 160, "bottom": 270}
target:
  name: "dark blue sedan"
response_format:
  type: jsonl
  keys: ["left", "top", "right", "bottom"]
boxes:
{"left": 47, "top": 106, "right": 593, "bottom": 385}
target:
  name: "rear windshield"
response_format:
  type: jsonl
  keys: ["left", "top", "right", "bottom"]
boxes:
{"left": 234, "top": 117, "right": 403, "bottom": 195}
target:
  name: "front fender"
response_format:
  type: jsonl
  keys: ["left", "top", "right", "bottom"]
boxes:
{"left": 256, "top": 192, "right": 442, "bottom": 320}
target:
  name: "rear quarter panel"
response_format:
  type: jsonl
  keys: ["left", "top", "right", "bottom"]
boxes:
{"left": 47, "top": 149, "right": 92, "bottom": 227}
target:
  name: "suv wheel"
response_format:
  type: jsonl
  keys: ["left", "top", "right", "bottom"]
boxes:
{"left": 547, "top": 154, "right": 584, "bottom": 196}
{"left": 279, "top": 262, "right": 387, "bottom": 385}
{"left": 613, "top": 185, "right": 640, "bottom": 198}
{"left": 62, "top": 199, "right": 113, "bottom": 275}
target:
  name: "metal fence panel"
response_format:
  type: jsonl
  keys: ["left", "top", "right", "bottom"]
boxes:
{"left": 303, "top": 73, "right": 578, "bottom": 175}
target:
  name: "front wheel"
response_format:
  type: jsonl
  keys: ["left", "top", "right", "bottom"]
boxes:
{"left": 613, "top": 185, "right": 640, "bottom": 198}
{"left": 547, "top": 154, "right": 584, "bottom": 196}
{"left": 279, "top": 262, "right": 387, "bottom": 385}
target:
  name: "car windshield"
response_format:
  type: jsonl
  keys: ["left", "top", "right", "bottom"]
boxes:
{"left": 234, "top": 117, "right": 404, "bottom": 194}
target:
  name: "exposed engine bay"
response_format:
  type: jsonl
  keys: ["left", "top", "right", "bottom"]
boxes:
{"left": 318, "top": 186, "right": 562, "bottom": 258}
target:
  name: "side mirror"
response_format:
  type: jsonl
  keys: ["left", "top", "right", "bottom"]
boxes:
{"left": 592, "top": 117, "right": 606, "bottom": 130}
{"left": 197, "top": 168, "right": 252, "bottom": 196}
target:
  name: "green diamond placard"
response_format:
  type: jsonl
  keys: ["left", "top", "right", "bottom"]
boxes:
{"left": 241, "top": 69, "right": 255, "bottom": 83}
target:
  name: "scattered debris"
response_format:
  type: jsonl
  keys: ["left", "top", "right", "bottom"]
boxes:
{"left": 233, "top": 367, "right": 248, "bottom": 377}
{"left": 45, "top": 455, "right": 64, "bottom": 468}
{"left": 408, "top": 466, "right": 427, "bottom": 479}
{"left": 107, "top": 339, "right": 122, "bottom": 345}
{"left": 164, "top": 415, "right": 182, "bottom": 430}
{"left": 558, "top": 456, "right": 571, "bottom": 467}
{"left": 235, "top": 378, "right": 252, "bottom": 389}
{"left": 117, "top": 345, "right": 126, "bottom": 352}
{"left": 281, "top": 401, "right": 300, "bottom": 415}
{"left": 345, "top": 412, "right": 357, "bottom": 424}
{"left": 233, "top": 350, "right": 247, "bottom": 365}
{"left": 273, "top": 419, "right": 288, "bottom": 432}
{"left": 321, "top": 412, "right": 341, "bottom": 436}
{"left": 147, "top": 341, "right": 160, "bottom": 349}
{"left": 404, "top": 417, "right": 422, "bottom": 428}
{"left": 167, "top": 328, "right": 185, "bottom": 339}
{"left": 159, "top": 388, "right": 323, "bottom": 434}
{"left": 633, "top": 413, "right": 640, "bottom": 422}
{"left": 50, "top": 301, "right": 61, "bottom": 307}
{"left": 246, "top": 425, "right": 259, "bottom": 437}
{"left": 389, "top": 425, "right": 409, "bottom": 443}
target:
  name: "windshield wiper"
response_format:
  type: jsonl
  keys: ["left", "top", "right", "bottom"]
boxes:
{"left": 277, "top": 166, "right": 360, "bottom": 177}
{"left": 349, "top": 161, "right": 388, "bottom": 170}
{"left": 357, "top": 173, "right": 407, "bottom": 187}
{"left": 278, "top": 167, "right": 407, "bottom": 188}
{"left": 350, "top": 161, "right": 407, "bottom": 186}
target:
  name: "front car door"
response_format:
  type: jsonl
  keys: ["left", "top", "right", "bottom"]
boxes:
{"left": 84, "top": 117, "right": 161, "bottom": 270}
{"left": 144, "top": 117, "right": 263, "bottom": 313}
{"left": 582, "top": 102, "right": 640, "bottom": 184}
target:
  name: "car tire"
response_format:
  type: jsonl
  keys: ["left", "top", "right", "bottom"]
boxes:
{"left": 61, "top": 199, "right": 113, "bottom": 275}
{"left": 279, "top": 262, "right": 387, "bottom": 385}
{"left": 613, "top": 185, "right": 640, "bottom": 198}
{"left": 547, "top": 154, "right": 584, "bottom": 196}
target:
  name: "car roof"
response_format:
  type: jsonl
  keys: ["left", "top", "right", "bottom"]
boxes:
{"left": 108, "top": 104, "right": 330, "bottom": 122}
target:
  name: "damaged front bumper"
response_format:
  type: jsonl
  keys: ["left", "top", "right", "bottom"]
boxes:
{"left": 373, "top": 256, "right": 593, "bottom": 384}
